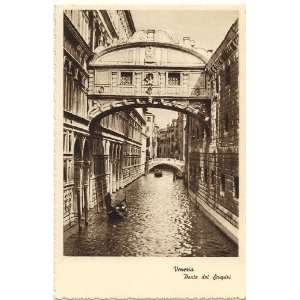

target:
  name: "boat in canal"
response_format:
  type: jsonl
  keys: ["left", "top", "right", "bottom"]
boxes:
{"left": 175, "top": 171, "right": 184, "bottom": 179}
{"left": 104, "top": 192, "right": 128, "bottom": 219}
{"left": 154, "top": 168, "right": 162, "bottom": 177}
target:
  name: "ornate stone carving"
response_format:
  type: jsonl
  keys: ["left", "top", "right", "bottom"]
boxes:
{"left": 88, "top": 98, "right": 210, "bottom": 124}
{"left": 144, "top": 72, "right": 154, "bottom": 95}
{"left": 144, "top": 46, "right": 156, "bottom": 63}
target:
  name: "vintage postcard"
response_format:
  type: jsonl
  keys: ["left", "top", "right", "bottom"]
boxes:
{"left": 54, "top": 4, "right": 245, "bottom": 300}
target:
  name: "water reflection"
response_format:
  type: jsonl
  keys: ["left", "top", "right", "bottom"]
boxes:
{"left": 64, "top": 169, "right": 238, "bottom": 256}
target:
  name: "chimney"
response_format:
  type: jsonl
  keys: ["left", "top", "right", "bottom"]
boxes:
{"left": 190, "top": 40, "right": 196, "bottom": 48}
{"left": 146, "top": 29, "right": 155, "bottom": 41}
{"left": 183, "top": 36, "right": 191, "bottom": 48}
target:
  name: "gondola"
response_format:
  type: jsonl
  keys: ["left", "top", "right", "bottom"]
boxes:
{"left": 105, "top": 192, "right": 128, "bottom": 219}
{"left": 154, "top": 169, "right": 162, "bottom": 177}
{"left": 107, "top": 199, "right": 128, "bottom": 219}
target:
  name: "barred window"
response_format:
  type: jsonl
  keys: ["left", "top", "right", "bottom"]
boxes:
{"left": 120, "top": 72, "right": 133, "bottom": 85}
{"left": 168, "top": 72, "right": 180, "bottom": 86}
{"left": 224, "top": 113, "right": 230, "bottom": 133}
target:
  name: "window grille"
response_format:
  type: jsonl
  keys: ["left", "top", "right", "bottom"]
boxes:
{"left": 120, "top": 72, "right": 133, "bottom": 85}
{"left": 168, "top": 72, "right": 180, "bottom": 86}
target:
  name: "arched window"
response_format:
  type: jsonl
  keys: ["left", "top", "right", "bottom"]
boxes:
{"left": 224, "top": 113, "right": 230, "bottom": 133}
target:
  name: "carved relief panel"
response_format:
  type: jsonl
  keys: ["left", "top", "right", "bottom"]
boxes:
{"left": 144, "top": 46, "right": 156, "bottom": 64}
{"left": 91, "top": 68, "right": 209, "bottom": 97}
{"left": 93, "top": 46, "right": 205, "bottom": 67}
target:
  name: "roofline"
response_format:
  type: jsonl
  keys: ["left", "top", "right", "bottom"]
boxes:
{"left": 90, "top": 41, "right": 208, "bottom": 65}
{"left": 125, "top": 10, "right": 136, "bottom": 33}
{"left": 206, "top": 18, "right": 238, "bottom": 70}
{"left": 100, "top": 10, "right": 118, "bottom": 38}
{"left": 132, "top": 108, "right": 146, "bottom": 125}
{"left": 64, "top": 15, "right": 93, "bottom": 57}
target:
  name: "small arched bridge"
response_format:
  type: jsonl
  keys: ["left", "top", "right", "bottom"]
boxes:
{"left": 148, "top": 158, "right": 185, "bottom": 173}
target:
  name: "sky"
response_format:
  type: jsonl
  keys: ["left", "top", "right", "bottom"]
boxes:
{"left": 131, "top": 9, "right": 239, "bottom": 53}
{"left": 147, "top": 108, "right": 179, "bottom": 128}
{"left": 131, "top": 10, "right": 238, "bottom": 129}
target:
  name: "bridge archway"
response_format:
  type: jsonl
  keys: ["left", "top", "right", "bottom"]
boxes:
{"left": 149, "top": 163, "right": 182, "bottom": 174}
{"left": 84, "top": 28, "right": 212, "bottom": 216}
{"left": 88, "top": 98, "right": 210, "bottom": 131}
{"left": 87, "top": 28, "right": 212, "bottom": 130}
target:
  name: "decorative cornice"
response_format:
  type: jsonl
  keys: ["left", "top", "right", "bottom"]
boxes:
{"left": 64, "top": 111, "right": 90, "bottom": 125}
{"left": 88, "top": 95, "right": 210, "bottom": 102}
{"left": 88, "top": 98, "right": 210, "bottom": 131}
{"left": 100, "top": 10, "right": 119, "bottom": 39}
{"left": 100, "top": 126, "right": 142, "bottom": 146}
{"left": 90, "top": 42, "right": 208, "bottom": 65}
{"left": 124, "top": 10, "right": 136, "bottom": 33}
{"left": 64, "top": 49, "right": 89, "bottom": 78}
{"left": 64, "top": 14, "right": 93, "bottom": 58}
{"left": 206, "top": 19, "right": 239, "bottom": 74}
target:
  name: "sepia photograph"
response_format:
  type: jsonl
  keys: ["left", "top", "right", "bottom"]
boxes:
{"left": 61, "top": 8, "right": 241, "bottom": 257}
{"left": 4, "top": 1, "right": 300, "bottom": 300}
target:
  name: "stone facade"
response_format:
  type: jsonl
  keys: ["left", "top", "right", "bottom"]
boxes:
{"left": 157, "top": 116, "right": 185, "bottom": 160}
{"left": 153, "top": 125, "right": 159, "bottom": 159}
{"left": 157, "top": 128, "right": 167, "bottom": 158}
{"left": 63, "top": 10, "right": 137, "bottom": 229}
{"left": 145, "top": 112, "right": 158, "bottom": 159}
{"left": 87, "top": 28, "right": 211, "bottom": 192}
{"left": 186, "top": 19, "right": 239, "bottom": 238}
{"left": 88, "top": 29, "right": 209, "bottom": 100}
{"left": 91, "top": 109, "right": 146, "bottom": 205}
{"left": 177, "top": 113, "right": 187, "bottom": 161}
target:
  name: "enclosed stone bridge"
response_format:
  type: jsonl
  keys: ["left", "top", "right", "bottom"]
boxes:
{"left": 87, "top": 29, "right": 212, "bottom": 129}
{"left": 148, "top": 158, "right": 185, "bottom": 173}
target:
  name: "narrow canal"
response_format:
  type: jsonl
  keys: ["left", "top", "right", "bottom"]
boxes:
{"left": 64, "top": 169, "right": 238, "bottom": 256}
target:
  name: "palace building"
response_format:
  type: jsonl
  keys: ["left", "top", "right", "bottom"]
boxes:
{"left": 157, "top": 114, "right": 186, "bottom": 161}
{"left": 63, "top": 10, "right": 138, "bottom": 229}
{"left": 145, "top": 112, "right": 159, "bottom": 160}
{"left": 186, "top": 19, "right": 239, "bottom": 240}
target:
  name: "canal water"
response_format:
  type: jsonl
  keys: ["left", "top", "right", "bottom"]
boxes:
{"left": 64, "top": 169, "right": 238, "bottom": 256}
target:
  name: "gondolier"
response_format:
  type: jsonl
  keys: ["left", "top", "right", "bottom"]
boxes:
{"left": 104, "top": 190, "right": 127, "bottom": 219}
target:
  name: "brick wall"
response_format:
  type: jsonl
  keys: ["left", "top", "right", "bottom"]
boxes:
{"left": 187, "top": 19, "right": 239, "bottom": 229}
